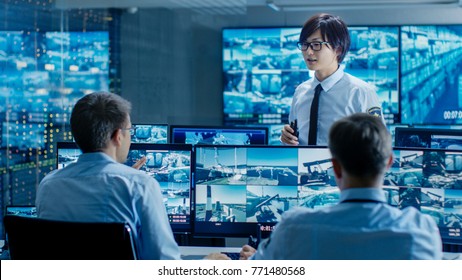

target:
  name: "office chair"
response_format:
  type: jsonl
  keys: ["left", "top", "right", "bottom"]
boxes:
{"left": 3, "top": 215, "right": 138, "bottom": 260}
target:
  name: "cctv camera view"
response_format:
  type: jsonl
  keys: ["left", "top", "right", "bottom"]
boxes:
{"left": 170, "top": 126, "right": 267, "bottom": 145}
{"left": 400, "top": 25, "right": 462, "bottom": 125}
{"left": 194, "top": 145, "right": 339, "bottom": 236}
{"left": 6, "top": 206, "right": 37, "bottom": 217}
{"left": 56, "top": 143, "right": 192, "bottom": 231}
{"left": 395, "top": 128, "right": 462, "bottom": 150}
{"left": 195, "top": 145, "right": 462, "bottom": 242}
{"left": 56, "top": 147, "right": 82, "bottom": 169}
{"left": 131, "top": 124, "right": 168, "bottom": 144}
{"left": 384, "top": 149, "right": 462, "bottom": 241}
{"left": 267, "top": 124, "right": 284, "bottom": 145}
{"left": 125, "top": 145, "right": 192, "bottom": 229}
{"left": 223, "top": 26, "right": 399, "bottom": 125}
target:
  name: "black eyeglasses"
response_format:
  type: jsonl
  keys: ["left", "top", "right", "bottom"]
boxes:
{"left": 296, "top": 41, "right": 330, "bottom": 51}
{"left": 121, "top": 125, "right": 135, "bottom": 136}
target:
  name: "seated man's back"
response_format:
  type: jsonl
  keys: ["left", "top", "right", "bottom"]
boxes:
{"left": 251, "top": 188, "right": 441, "bottom": 260}
{"left": 37, "top": 152, "right": 181, "bottom": 260}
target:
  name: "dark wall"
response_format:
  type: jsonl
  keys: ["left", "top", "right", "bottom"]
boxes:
{"left": 120, "top": 9, "right": 224, "bottom": 126}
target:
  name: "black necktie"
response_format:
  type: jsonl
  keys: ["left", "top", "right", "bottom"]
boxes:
{"left": 308, "top": 84, "right": 323, "bottom": 145}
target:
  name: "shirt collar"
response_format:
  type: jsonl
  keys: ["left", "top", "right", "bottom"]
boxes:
{"left": 339, "top": 187, "right": 387, "bottom": 203}
{"left": 77, "top": 152, "right": 117, "bottom": 164}
{"left": 315, "top": 64, "right": 345, "bottom": 92}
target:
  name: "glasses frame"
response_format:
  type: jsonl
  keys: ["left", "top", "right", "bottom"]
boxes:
{"left": 296, "top": 41, "right": 330, "bottom": 51}
{"left": 121, "top": 125, "right": 135, "bottom": 136}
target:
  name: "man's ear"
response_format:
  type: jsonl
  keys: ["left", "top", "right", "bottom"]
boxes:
{"left": 332, "top": 158, "right": 342, "bottom": 179}
{"left": 111, "top": 128, "right": 123, "bottom": 147}
{"left": 335, "top": 46, "right": 342, "bottom": 57}
{"left": 386, "top": 154, "right": 394, "bottom": 169}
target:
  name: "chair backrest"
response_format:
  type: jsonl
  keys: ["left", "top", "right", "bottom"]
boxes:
{"left": 3, "top": 215, "right": 138, "bottom": 260}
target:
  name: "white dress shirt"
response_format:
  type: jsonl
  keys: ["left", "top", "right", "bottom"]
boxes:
{"left": 289, "top": 65, "right": 383, "bottom": 145}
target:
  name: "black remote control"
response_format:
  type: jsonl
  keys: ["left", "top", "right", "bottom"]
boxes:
{"left": 290, "top": 119, "right": 299, "bottom": 138}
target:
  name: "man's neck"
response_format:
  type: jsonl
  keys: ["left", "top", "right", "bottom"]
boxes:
{"left": 100, "top": 146, "right": 119, "bottom": 163}
{"left": 338, "top": 176, "right": 383, "bottom": 191}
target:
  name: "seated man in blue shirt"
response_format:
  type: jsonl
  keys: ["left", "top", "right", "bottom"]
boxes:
{"left": 36, "top": 92, "right": 181, "bottom": 259}
{"left": 241, "top": 113, "right": 443, "bottom": 260}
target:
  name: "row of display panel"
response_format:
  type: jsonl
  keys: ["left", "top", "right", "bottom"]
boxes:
{"left": 7, "top": 123, "right": 462, "bottom": 150}
{"left": 222, "top": 25, "right": 462, "bottom": 126}
{"left": 10, "top": 142, "right": 451, "bottom": 250}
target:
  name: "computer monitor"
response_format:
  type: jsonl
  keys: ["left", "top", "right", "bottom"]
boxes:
{"left": 193, "top": 145, "right": 336, "bottom": 238}
{"left": 56, "top": 142, "right": 82, "bottom": 169}
{"left": 394, "top": 127, "right": 462, "bottom": 150}
{"left": 5, "top": 206, "right": 37, "bottom": 217}
{"left": 169, "top": 125, "right": 268, "bottom": 145}
{"left": 400, "top": 25, "right": 462, "bottom": 125}
{"left": 56, "top": 142, "right": 194, "bottom": 233}
{"left": 193, "top": 144, "right": 462, "bottom": 250}
{"left": 385, "top": 147, "right": 462, "bottom": 248}
{"left": 223, "top": 26, "right": 400, "bottom": 125}
{"left": 131, "top": 124, "right": 168, "bottom": 144}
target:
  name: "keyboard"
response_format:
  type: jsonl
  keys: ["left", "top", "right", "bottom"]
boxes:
{"left": 222, "top": 252, "right": 240, "bottom": 260}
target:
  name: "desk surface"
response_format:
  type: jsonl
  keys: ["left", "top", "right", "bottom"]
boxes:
{"left": 179, "top": 246, "right": 241, "bottom": 260}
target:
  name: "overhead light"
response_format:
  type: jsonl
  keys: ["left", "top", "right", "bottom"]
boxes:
{"left": 266, "top": 0, "right": 281, "bottom": 12}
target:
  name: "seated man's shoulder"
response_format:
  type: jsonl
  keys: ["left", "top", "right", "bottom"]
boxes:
{"left": 106, "top": 162, "right": 156, "bottom": 184}
{"left": 397, "top": 206, "right": 438, "bottom": 228}
{"left": 280, "top": 207, "right": 319, "bottom": 223}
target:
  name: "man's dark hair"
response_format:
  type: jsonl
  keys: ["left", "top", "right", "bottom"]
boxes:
{"left": 299, "top": 13, "right": 350, "bottom": 63}
{"left": 70, "top": 92, "right": 131, "bottom": 153}
{"left": 328, "top": 113, "right": 392, "bottom": 179}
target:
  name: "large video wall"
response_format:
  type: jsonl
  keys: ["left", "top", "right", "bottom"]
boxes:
{"left": 223, "top": 25, "right": 462, "bottom": 126}
{"left": 0, "top": 30, "right": 110, "bottom": 206}
{"left": 223, "top": 26, "right": 400, "bottom": 125}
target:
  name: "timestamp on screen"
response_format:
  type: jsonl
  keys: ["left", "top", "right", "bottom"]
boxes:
{"left": 443, "top": 110, "right": 462, "bottom": 120}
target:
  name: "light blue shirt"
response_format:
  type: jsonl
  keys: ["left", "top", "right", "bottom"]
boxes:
{"left": 36, "top": 152, "right": 181, "bottom": 260}
{"left": 251, "top": 188, "right": 442, "bottom": 260}
{"left": 289, "top": 65, "right": 383, "bottom": 145}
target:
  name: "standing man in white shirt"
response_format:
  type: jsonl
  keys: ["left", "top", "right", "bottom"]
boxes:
{"left": 241, "top": 113, "right": 442, "bottom": 260}
{"left": 281, "top": 13, "right": 383, "bottom": 146}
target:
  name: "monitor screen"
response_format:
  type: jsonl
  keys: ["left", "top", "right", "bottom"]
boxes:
{"left": 400, "top": 25, "right": 462, "bottom": 125}
{"left": 56, "top": 142, "right": 82, "bottom": 169}
{"left": 131, "top": 124, "right": 168, "bottom": 144}
{"left": 5, "top": 206, "right": 37, "bottom": 217}
{"left": 222, "top": 26, "right": 399, "bottom": 125}
{"left": 385, "top": 148, "right": 462, "bottom": 246}
{"left": 194, "top": 145, "right": 336, "bottom": 238}
{"left": 194, "top": 145, "right": 462, "bottom": 248}
{"left": 169, "top": 126, "right": 268, "bottom": 145}
{"left": 56, "top": 142, "right": 194, "bottom": 233}
{"left": 395, "top": 127, "right": 462, "bottom": 150}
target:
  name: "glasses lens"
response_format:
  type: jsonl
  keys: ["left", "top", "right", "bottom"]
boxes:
{"left": 312, "top": 43, "right": 321, "bottom": 51}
